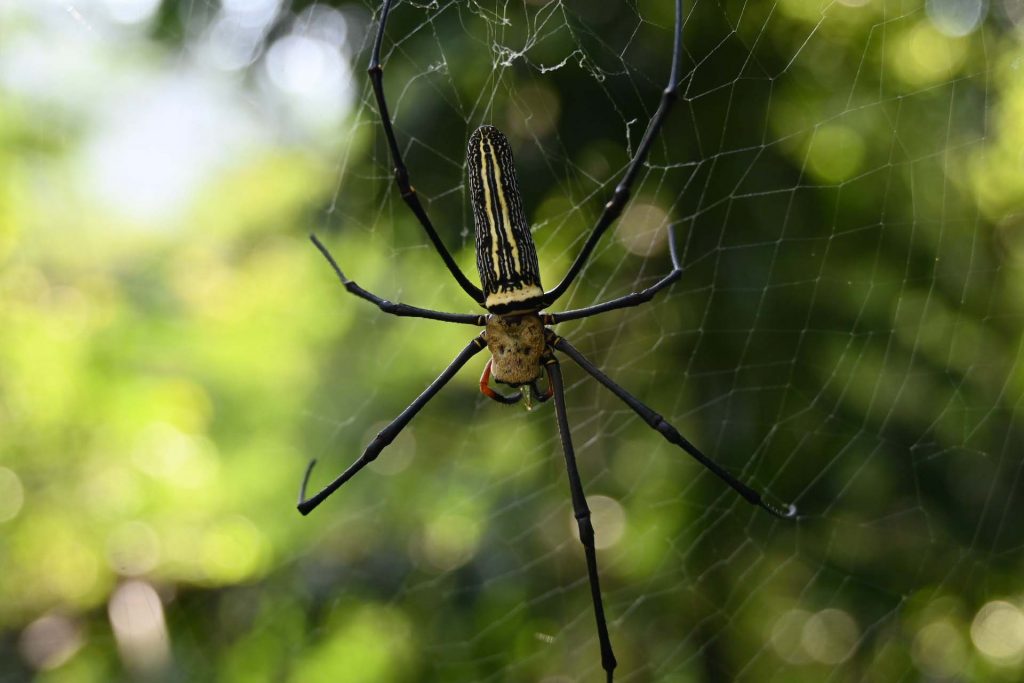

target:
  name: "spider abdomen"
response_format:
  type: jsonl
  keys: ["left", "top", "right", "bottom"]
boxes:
{"left": 485, "top": 313, "right": 546, "bottom": 386}
{"left": 468, "top": 126, "right": 544, "bottom": 313}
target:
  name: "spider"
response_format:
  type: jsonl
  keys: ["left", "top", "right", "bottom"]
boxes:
{"left": 298, "top": 1, "right": 796, "bottom": 680}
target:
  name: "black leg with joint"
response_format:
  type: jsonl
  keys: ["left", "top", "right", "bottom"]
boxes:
{"left": 542, "top": 0, "right": 683, "bottom": 307}
{"left": 548, "top": 358, "right": 617, "bottom": 683}
{"left": 298, "top": 335, "right": 487, "bottom": 515}
{"left": 368, "top": 0, "right": 485, "bottom": 305}
{"left": 546, "top": 226, "right": 682, "bottom": 324}
{"left": 553, "top": 338, "right": 797, "bottom": 520}
{"left": 311, "top": 234, "right": 485, "bottom": 325}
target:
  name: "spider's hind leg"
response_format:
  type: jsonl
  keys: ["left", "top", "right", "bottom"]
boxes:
{"left": 552, "top": 337, "right": 797, "bottom": 520}
{"left": 298, "top": 335, "right": 487, "bottom": 515}
{"left": 548, "top": 357, "right": 618, "bottom": 681}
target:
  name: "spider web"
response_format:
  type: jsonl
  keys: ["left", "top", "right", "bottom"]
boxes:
{"left": 3, "top": 0, "right": 1023, "bottom": 681}
{"left": 301, "top": 1, "right": 1024, "bottom": 681}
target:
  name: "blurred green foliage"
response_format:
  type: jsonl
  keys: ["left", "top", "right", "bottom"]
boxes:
{"left": 2, "top": 0, "right": 1024, "bottom": 681}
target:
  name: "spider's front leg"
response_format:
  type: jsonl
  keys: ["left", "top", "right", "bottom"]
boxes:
{"left": 310, "top": 234, "right": 484, "bottom": 325}
{"left": 545, "top": 225, "right": 682, "bottom": 325}
{"left": 367, "top": 0, "right": 485, "bottom": 305}
{"left": 542, "top": 0, "right": 684, "bottom": 307}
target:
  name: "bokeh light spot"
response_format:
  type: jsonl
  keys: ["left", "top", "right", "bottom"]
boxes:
{"left": 0, "top": 467, "right": 25, "bottom": 522}
{"left": 222, "top": 0, "right": 282, "bottom": 28}
{"left": 200, "top": 516, "right": 268, "bottom": 584}
{"left": 1001, "top": 0, "right": 1024, "bottom": 28}
{"left": 202, "top": 16, "right": 264, "bottom": 72}
{"left": 421, "top": 513, "right": 482, "bottom": 571}
{"left": 102, "top": 0, "right": 162, "bottom": 25}
{"left": 971, "top": 600, "right": 1024, "bottom": 662}
{"left": 19, "top": 614, "right": 84, "bottom": 671}
{"left": 267, "top": 35, "right": 336, "bottom": 96}
{"left": 912, "top": 619, "right": 967, "bottom": 678}
{"left": 927, "top": 0, "right": 986, "bottom": 37}
{"left": 133, "top": 422, "right": 219, "bottom": 490}
{"left": 770, "top": 609, "right": 813, "bottom": 663}
{"left": 618, "top": 202, "right": 671, "bottom": 256}
{"left": 890, "top": 23, "right": 969, "bottom": 86}
{"left": 806, "top": 125, "right": 865, "bottom": 183}
{"left": 290, "top": 606, "right": 414, "bottom": 683}
{"left": 262, "top": 22, "right": 354, "bottom": 130}
{"left": 79, "top": 74, "right": 262, "bottom": 225}
{"left": 507, "top": 83, "right": 561, "bottom": 139}
{"left": 802, "top": 608, "right": 859, "bottom": 664}
{"left": 572, "top": 495, "right": 627, "bottom": 550}
{"left": 779, "top": 0, "right": 831, "bottom": 22}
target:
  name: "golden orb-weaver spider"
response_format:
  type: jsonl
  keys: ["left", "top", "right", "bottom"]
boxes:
{"left": 298, "top": 1, "right": 797, "bottom": 680}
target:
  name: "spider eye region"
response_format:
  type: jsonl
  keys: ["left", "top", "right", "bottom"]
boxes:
{"left": 485, "top": 314, "right": 546, "bottom": 386}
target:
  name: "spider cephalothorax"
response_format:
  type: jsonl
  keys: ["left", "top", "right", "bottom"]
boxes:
{"left": 480, "top": 311, "right": 554, "bottom": 409}
{"left": 299, "top": 1, "right": 795, "bottom": 681}
{"left": 484, "top": 313, "right": 546, "bottom": 385}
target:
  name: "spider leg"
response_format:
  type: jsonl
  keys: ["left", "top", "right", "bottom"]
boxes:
{"left": 369, "top": 0, "right": 485, "bottom": 306}
{"left": 552, "top": 338, "right": 797, "bottom": 520}
{"left": 545, "top": 226, "right": 681, "bottom": 324}
{"left": 311, "top": 234, "right": 485, "bottom": 325}
{"left": 298, "top": 335, "right": 487, "bottom": 515}
{"left": 543, "top": 0, "right": 683, "bottom": 307}
{"left": 548, "top": 357, "right": 617, "bottom": 683}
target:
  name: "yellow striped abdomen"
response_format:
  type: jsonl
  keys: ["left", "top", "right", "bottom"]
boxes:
{"left": 467, "top": 125, "right": 544, "bottom": 313}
